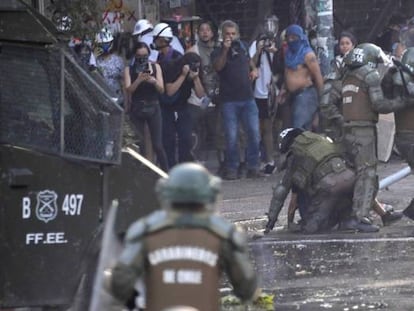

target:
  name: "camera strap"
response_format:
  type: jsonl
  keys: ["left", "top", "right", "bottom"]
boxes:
{"left": 256, "top": 50, "right": 274, "bottom": 73}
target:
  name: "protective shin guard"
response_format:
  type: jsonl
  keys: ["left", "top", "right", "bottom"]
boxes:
{"left": 353, "top": 172, "right": 378, "bottom": 220}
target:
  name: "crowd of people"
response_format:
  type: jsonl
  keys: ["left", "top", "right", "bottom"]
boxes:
{"left": 265, "top": 13, "right": 414, "bottom": 234}
{"left": 74, "top": 13, "right": 414, "bottom": 310}
{"left": 70, "top": 16, "right": 329, "bottom": 181}
{"left": 70, "top": 14, "right": 414, "bottom": 235}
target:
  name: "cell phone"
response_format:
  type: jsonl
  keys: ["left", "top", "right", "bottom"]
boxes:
{"left": 143, "top": 69, "right": 151, "bottom": 74}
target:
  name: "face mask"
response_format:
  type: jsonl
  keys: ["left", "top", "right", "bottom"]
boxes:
{"left": 287, "top": 39, "right": 301, "bottom": 52}
{"left": 151, "top": 38, "right": 169, "bottom": 50}
{"left": 101, "top": 42, "right": 112, "bottom": 53}
{"left": 136, "top": 56, "right": 149, "bottom": 65}
{"left": 310, "top": 38, "right": 317, "bottom": 48}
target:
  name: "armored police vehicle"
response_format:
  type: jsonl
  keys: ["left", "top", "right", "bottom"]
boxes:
{"left": 0, "top": 1, "right": 162, "bottom": 309}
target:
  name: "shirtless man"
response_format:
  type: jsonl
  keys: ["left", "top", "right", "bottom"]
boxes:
{"left": 275, "top": 25, "right": 324, "bottom": 224}
{"left": 281, "top": 24, "right": 323, "bottom": 130}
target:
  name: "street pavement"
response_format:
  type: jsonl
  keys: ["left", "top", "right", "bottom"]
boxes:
{"left": 205, "top": 154, "right": 414, "bottom": 310}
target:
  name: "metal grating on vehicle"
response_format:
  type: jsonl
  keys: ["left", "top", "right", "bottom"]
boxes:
{"left": 0, "top": 43, "right": 123, "bottom": 164}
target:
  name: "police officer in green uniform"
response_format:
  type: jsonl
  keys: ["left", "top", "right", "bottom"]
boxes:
{"left": 334, "top": 43, "right": 411, "bottom": 231}
{"left": 384, "top": 47, "right": 414, "bottom": 168}
{"left": 382, "top": 47, "right": 414, "bottom": 217}
{"left": 265, "top": 128, "right": 357, "bottom": 234}
{"left": 319, "top": 63, "right": 346, "bottom": 141}
{"left": 107, "top": 162, "right": 257, "bottom": 311}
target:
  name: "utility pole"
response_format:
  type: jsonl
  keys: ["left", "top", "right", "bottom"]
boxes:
{"left": 138, "top": 0, "right": 143, "bottom": 18}
{"left": 312, "top": 0, "right": 335, "bottom": 75}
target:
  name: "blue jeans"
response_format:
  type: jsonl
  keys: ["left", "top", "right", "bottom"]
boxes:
{"left": 291, "top": 86, "right": 318, "bottom": 130}
{"left": 221, "top": 99, "right": 260, "bottom": 172}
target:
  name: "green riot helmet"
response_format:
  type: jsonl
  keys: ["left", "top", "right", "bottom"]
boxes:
{"left": 393, "top": 47, "right": 414, "bottom": 86}
{"left": 401, "top": 47, "right": 414, "bottom": 75}
{"left": 156, "top": 163, "right": 221, "bottom": 205}
{"left": 400, "top": 27, "right": 414, "bottom": 49}
{"left": 279, "top": 128, "right": 304, "bottom": 154}
{"left": 344, "top": 43, "right": 386, "bottom": 69}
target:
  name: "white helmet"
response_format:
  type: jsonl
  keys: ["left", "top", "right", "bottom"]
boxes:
{"left": 132, "top": 19, "right": 153, "bottom": 36}
{"left": 152, "top": 22, "right": 173, "bottom": 39}
{"left": 95, "top": 28, "right": 114, "bottom": 43}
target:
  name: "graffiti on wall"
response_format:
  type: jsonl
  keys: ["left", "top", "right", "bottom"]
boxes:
{"left": 102, "top": 0, "right": 138, "bottom": 34}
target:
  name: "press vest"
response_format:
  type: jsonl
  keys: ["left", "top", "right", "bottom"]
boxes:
{"left": 290, "top": 132, "right": 341, "bottom": 189}
{"left": 145, "top": 228, "right": 221, "bottom": 311}
{"left": 342, "top": 68, "right": 378, "bottom": 122}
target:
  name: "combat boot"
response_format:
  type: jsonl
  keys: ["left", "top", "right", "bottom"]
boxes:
{"left": 403, "top": 198, "right": 414, "bottom": 220}
{"left": 339, "top": 217, "right": 379, "bottom": 233}
{"left": 381, "top": 210, "right": 403, "bottom": 226}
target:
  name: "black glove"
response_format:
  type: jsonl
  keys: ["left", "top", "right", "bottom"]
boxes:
{"left": 125, "top": 289, "right": 139, "bottom": 310}
{"left": 264, "top": 215, "right": 277, "bottom": 234}
{"left": 327, "top": 115, "right": 344, "bottom": 142}
{"left": 406, "top": 81, "right": 414, "bottom": 97}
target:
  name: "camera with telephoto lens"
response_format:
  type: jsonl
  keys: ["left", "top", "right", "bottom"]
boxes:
{"left": 230, "top": 40, "right": 243, "bottom": 57}
{"left": 258, "top": 33, "right": 273, "bottom": 49}
{"left": 264, "top": 38, "right": 272, "bottom": 48}
{"left": 230, "top": 40, "right": 242, "bottom": 51}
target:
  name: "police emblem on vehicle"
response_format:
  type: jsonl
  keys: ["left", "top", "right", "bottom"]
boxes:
{"left": 36, "top": 190, "right": 58, "bottom": 223}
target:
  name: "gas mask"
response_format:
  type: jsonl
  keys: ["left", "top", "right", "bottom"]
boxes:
{"left": 150, "top": 42, "right": 159, "bottom": 50}
{"left": 101, "top": 42, "right": 113, "bottom": 54}
{"left": 264, "top": 15, "right": 279, "bottom": 37}
{"left": 150, "top": 37, "right": 170, "bottom": 50}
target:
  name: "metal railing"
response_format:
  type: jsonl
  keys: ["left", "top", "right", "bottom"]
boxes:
{"left": 0, "top": 43, "right": 123, "bottom": 164}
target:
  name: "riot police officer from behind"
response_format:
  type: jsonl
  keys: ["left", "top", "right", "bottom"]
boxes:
{"left": 392, "top": 48, "right": 414, "bottom": 167}
{"left": 338, "top": 43, "right": 411, "bottom": 232}
{"left": 382, "top": 47, "right": 414, "bottom": 217}
{"left": 107, "top": 163, "right": 258, "bottom": 311}
{"left": 265, "top": 128, "right": 356, "bottom": 234}
{"left": 319, "top": 63, "right": 346, "bottom": 141}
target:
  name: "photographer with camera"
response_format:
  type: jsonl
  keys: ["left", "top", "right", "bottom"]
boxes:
{"left": 212, "top": 20, "right": 261, "bottom": 180}
{"left": 161, "top": 52, "right": 206, "bottom": 167}
{"left": 124, "top": 42, "right": 169, "bottom": 171}
{"left": 187, "top": 21, "right": 221, "bottom": 164}
{"left": 249, "top": 15, "right": 280, "bottom": 175}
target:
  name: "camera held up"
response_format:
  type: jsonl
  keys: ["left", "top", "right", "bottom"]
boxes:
{"left": 135, "top": 56, "right": 150, "bottom": 74}
{"left": 230, "top": 40, "right": 243, "bottom": 57}
{"left": 189, "top": 61, "right": 200, "bottom": 72}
